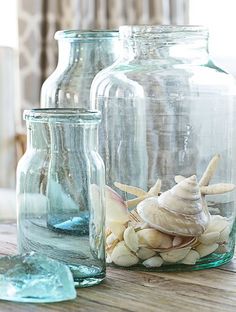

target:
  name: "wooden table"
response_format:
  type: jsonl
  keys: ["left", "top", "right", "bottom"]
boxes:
{"left": 0, "top": 221, "right": 236, "bottom": 312}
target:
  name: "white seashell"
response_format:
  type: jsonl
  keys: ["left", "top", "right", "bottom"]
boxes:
{"left": 214, "top": 244, "right": 229, "bottom": 254}
{"left": 160, "top": 247, "right": 191, "bottom": 263}
{"left": 143, "top": 256, "right": 163, "bottom": 268}
{"left": 158, "top": 234, "right": 173, "bottom": 249}
{"left": 111, "top": 241, "right": 139, "bottom": 267}
{"left": 172, "top": 236, "right": 183, "bottom": 247}
{"left": 105, "top": 186, "right": 129, "bottom": 223}
{"left": 195, "top": 243, "right": 219, "bottom": 258}
{"left": 106, "top": 253, "right": 113, "bottom": 263}
{"left": 218, "top": 225, "right": 230, "bottom": 244}
{"left": 181, "top": 250, "right": 200, "bottom": 265}
{"left": 198, "top": 231, "right": 220, "bottom": 245}
{"left": 174, "top": 175, "right": 186, "bottom": 184}
{"left": 124, "top": 226, "right": 139, "bottom": 252}
{"left": 205, "top": 215, "right": 228, "bottom": 234}
{"left": 107, "top": 221, "right": 126, "bottom": 241}
{"left": 137, "top": 175, "right": 210, "bottom": 236}
{"left": 137, "top": 228, "right": 171, "bottom": 249}
{"left": 106, "top": 233, "right": 118, "bottom": 246}
{"left": 136, "top": 247, "right": 156, "bottom": 260}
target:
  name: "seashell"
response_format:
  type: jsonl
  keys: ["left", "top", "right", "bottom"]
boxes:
{"left": 124, "top": 226, "right": 139, "bottom": 252}
{"left": 181, "top": 250, "right": 200, "bottom": 265}
{"left": 218, "top": 225, "right": 230, "bottom": 244}
{"left": 136, "top": 247, "right": 156, "bottom": 260}
{"left": 106, "top": 253, "right": 113, "bottom": 264}
{"left": 137, "top": 228, "right": 171, "bottom": 249}
{"left": 137, "top": 175, "right": 210, "bottom": 237}
{"left": 106, "top": 233, "right": 118, "bottom": 246}
{"left": 195, "top": 243, "right": 219, "bottom": 258}
{"left": 105, "top": 186, "right": 129, "bottom": 224}
{"left": 198, "top": 231, "right": 220, "bottom": 245}
{"left": 160, "top": 247, "right": 191, "bottom": 263}
{"left": 172, "top": 236, "right": 183, "bottom": 247}
{"left": 205, "top": 215, "right": 228, "bottom": 234}
{"left": 142, "top": 256, "right": 163, "bottom": 268}
{"left": 106, "top": 234, "right": 119, "bottom": 255}
{"left": 214, "top": 244, "right": 229, "bottom": 254}
{"left": 107, "top": 221, "right": 126, "bottom": 241}
{"left": 111, "top": 241, "right": 139, "bottom": 267}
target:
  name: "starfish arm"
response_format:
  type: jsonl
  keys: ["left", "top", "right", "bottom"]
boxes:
{"left": 148, "top": 178, "right": 162, "bottom": 195}
{"left": 114, "top": 182, "right": 147, "bottom": 197}
{"left": 199, "top": 154, "right": 220, "bottom": 187}
{"left": 125, "top": 195, "right": 148, "bottom": 208}
{"left": 201, "top": 183, "right": 236, "bottom": 195}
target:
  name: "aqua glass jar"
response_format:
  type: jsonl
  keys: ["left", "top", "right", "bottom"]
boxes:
{"left": 91, "top": 26, "right": 236, "bottom": 271}
{"left": 41, "top": 30, "right": 119, "bottom": 108}
{"left": 17, "top": 109, "right": 106, "bottom": 287}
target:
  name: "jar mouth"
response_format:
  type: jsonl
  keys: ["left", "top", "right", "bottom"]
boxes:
{"left": 24, "top": 108, "right": 101, "bottom": 123}
{"left": 119, "top": 25, "right": 208, "bottom": 40}
{"left": 55, "top": 30, "right": 119, "bottom": 41}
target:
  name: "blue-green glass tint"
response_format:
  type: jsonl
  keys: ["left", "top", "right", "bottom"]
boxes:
{"left": 41, "top": 30, "right": 119, "bottom": 108}
{"left": 0, "top": 252, "right": 76, "bottom": 303}
{"left": 17, "top": 109, "right": 106, "bottom": 287}
{"left": 91, "top": 25, "right": 236, "bottom": 271}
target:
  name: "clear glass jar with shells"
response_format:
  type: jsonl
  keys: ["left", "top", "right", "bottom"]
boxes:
{"left": 91, "top": 25, "right": 236, "bottom": 271}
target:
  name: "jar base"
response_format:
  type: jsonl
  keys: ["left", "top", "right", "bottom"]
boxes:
{"left": 74, "top": 276, "right": 105, "bottom": 288}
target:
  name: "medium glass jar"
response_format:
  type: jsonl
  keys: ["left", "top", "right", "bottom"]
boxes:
{"left": 41, "top": 30, "right": 119, "bottom": 108}
{"left": 91, "top": 25, "right": 236, "bottom": 271}
{"left": 17, "top": 109, "right": 106, "bottom": 287}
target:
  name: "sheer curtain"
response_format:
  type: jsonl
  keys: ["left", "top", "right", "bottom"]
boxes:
{"left": 18, "top": 0, "right": 189, "bottom": 114}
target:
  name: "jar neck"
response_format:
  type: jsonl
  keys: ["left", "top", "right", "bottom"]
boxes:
{"left": 49, "top": 123, "right": 98, "bottom": 153}
{"left": 26, "top": 122, "right": 49, "bottom": 150}
{"left": 56, "top": 36, "right": 119, "bottom": 71}
{"left": 26, "top": 122, "right": 98, "bottom": 152}
{"left": 120, "top": 26, "right": 209, "bottom": 64}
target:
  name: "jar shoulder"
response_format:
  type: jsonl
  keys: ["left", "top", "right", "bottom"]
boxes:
{"left": 91, "top": 60, "right": 236, "bottom": 98}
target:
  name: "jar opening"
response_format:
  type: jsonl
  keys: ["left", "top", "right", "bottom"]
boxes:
{"left": 23, "top": 108, "right": 101, "bottom": 123}
{"left": 55, "top": 30, "right": 119, "bottom": 41}
{"left": 119, "top": 25, "right": 208, "bottom": 40}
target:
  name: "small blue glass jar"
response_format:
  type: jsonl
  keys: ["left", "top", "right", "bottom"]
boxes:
{"left": 17, "top": 109, "right": 106, "bottom": 287}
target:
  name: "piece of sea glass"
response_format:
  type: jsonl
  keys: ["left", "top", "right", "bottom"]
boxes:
{"left": 0, "top": 252, "right": 76, "bottom": 303}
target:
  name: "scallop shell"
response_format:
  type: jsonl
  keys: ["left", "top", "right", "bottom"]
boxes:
{"left": 137, "top": 175, "right": 210, "bottom": 237}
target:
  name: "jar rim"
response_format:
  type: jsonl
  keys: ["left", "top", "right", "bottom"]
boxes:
{"left": 24, "top": 108, "right": 101, "bottom": 123}
{"left": 119, "top": 25, "right": 208, "bottom": 39}
{"left": 55, "top": 29, "right": 119, "bottom": 41}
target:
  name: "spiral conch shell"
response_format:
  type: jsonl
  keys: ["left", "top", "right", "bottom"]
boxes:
{"left": 137, "top": 175, "right": 210, "bottom": 237}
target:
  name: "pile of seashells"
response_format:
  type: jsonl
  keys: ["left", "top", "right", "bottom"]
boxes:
{"left": 105, "top": 154, "right": 235, "bottom": 268}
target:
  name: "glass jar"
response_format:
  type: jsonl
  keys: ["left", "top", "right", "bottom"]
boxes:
{"left": 91, "top": 25, "right": 236, "bottom": 271}
{"left": 41, "top": 30, "right": 119, "bottom": 109}
{"left": 17, "top": 109, "right": 106, "bottom": 287}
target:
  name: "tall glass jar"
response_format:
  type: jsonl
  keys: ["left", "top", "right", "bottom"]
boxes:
{"left": 91, "top": 26, "right": 236, "bottom": 271}
{"left": 17, "top": 109, "right": 106, "bottom": 287}
{"left": 41, "top": 30, "right": 119, "bottom": 108}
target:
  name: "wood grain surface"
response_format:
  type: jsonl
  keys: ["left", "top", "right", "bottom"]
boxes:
{"left": 0, "top": 221, "right": 235, "bottom": 312}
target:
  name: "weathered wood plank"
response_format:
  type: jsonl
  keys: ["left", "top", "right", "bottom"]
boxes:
{"left": 0, "top": 222, "right": 236, "bottom": 312}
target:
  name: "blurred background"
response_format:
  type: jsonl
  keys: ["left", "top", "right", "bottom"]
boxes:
{"left": 0, "top": 0, "right": 236, "bottom": 194}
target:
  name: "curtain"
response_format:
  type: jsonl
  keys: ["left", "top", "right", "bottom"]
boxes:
{"left": 0, "top": 47, "right": 18, "bottom": 188}
{"left": 18, "top": 0, "right": 189, "bottom": 114}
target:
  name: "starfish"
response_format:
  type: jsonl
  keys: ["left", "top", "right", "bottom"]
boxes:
{"left": 114, "top": 154, "right": 235, "bottom": 208}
